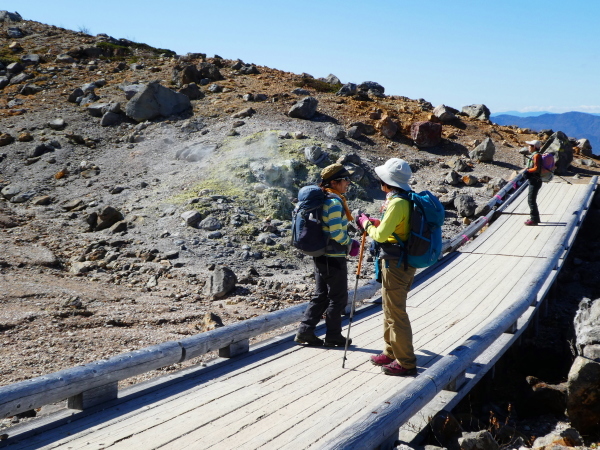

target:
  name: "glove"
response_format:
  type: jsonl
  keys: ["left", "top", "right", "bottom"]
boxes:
{"left": 349, "top": 239, "right": 360, "bottom": 257}
{"left": 356, "top": 213, "right": 380, "bottom": 231}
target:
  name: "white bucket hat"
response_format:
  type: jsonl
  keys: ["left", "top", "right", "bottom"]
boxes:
{"left": 525, "top": 140, "right": 542, "bottom": 149}
{"left": 374, "top": 158, "right": 412, "bottom": 191}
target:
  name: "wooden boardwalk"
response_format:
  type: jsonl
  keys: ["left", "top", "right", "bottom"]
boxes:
{"left": 3, "top": 178, "right": 597, "bottom": 450}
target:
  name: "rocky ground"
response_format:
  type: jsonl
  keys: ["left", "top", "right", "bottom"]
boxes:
{"left": 2, "top": 14, "right": 600, "bottom": 446}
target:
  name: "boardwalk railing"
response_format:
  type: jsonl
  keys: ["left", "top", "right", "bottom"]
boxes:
{"left": 0, "top": 171, "right": 556, "bottom": 426}
{"left": 320, "top": 176, "right": 598, "bottom": 449}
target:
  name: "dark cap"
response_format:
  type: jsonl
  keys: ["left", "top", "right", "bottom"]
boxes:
{"left": 320, "top": 163, "right": 354, "bottom": 183}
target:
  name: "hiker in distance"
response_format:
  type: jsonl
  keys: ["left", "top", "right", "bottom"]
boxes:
{"left": 356, "top": 158, "right": 418, "bottom": 376}
{"left": 295, "top": 163, "right": 360, "bottom": 347}
{"left": 523, "top": 140, "right": 543, "bottom": 226}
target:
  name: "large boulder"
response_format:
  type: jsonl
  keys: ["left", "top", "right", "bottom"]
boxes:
{"left": 378, "top": 115, "right": 399, "bottom": 139}
{"left": 125, "top": 82, "right": 192, "bottom": 122}
{"left": 288, "top": 96, "right": 318, "bottom": 119}
{"left": 574, "top": 298, "right": 600, "bottom": 355}
{"left": 0, "top": 11, "right": 22, "bottom": 22}
{"left": 205, "top": 266, "right": 237, "bottom": 300}
{"left": 197, "top": 62, "right": 224, "bottom": 81}
{"left": 462, "top": 104, "right": 490, "bottom": 121}
{"left": 336, "top": 83, "right": 358, "bottom": 97}
{"left": 576, "top": 138, "right": 593, "bottom": 157}
{"left": 411, "top": 121, "right": 442, "bottom": 147}
{"left": 567, "top": 356, "right": 600, "bottom": 435}
{"left": 172, "top": 64, "right": 199, "bottom": 87}
{"left": 540, "top": 131, "right": 574, "bottom": 175}
{"left": 433, "top": 104, "right": 458, "bottom": 122}
{"left": 95, "top": 206, "right": 124, "bottom": 231}
{"left": 358, "top": 81, "right": 385, "bottom": 95}
{"left": 458, "top": 430, "right": 499, "bottom": 450}
{"left": 469, "top": 138, "right": 495, "bottom": 162}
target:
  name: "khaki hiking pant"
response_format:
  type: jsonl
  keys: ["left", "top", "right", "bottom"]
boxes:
{"left": 381, "top": 260, "right": 417, "bottom": 369}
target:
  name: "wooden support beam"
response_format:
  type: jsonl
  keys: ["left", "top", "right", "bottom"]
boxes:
{"left": 219, "top": 339, "right": 250, "bottom": 358}
{"left": 506, "top": 322, "right": 518, "bottom": 334}
{"left": 67, "top": 381, "right": 118, "bottom": 410}
{"left": 445, "top": 371, "right": 466, "bottom": 392}
{"left": 376, "top": 430, "right": 399, "bottom": 450}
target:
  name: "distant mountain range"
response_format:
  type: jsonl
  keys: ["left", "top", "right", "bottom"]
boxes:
{"left": 491, "top": 111, "right": 600, "bottom": 155}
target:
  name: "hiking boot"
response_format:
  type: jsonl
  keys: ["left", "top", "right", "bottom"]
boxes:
{"left": 524, "top": 219, "right": 539, "bottom": 226}
{"left": 324, "top": 334, "right": 352, "bottom": 347}
{"left": 370, "top": 353, "right": 394, "bottom": 366}
{"left": 381, "top": 360, "right": 417, "bottom": 377}
{"left": 294, "top": 332, "right": 323, "bottom": 346}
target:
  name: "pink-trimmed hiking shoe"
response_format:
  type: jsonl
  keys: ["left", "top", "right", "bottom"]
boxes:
{"left": 381, "top": 360, "right": 417, "bottom": 376}
{"left": 370, "top": 353, "right": 394, "bottom": 366}
{"left": 524, "top": 219, "right": 539, "bottom": 226}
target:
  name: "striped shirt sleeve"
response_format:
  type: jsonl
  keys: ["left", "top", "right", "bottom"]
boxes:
{"left": 322, "top": 197, "right": 350, "bottom": 246}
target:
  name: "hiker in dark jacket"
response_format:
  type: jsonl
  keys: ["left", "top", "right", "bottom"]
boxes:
{"left": 523, "top": 140, "right": 543, "bottom": 226}
{"left": 295, "top": 163, "right": 360, "bottom": 347}
{"left": 356, "top": 158, "right": 418, "bottom": 376}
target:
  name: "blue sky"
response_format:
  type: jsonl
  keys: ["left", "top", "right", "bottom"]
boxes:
{"left": 16, "top": 1, "right": 600, "bottom": 114}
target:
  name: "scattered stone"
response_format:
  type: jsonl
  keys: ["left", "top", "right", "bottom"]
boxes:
{"left": 462, "top": 104, "right": 490, "bottom": 121}
{"left": 336, "top": 83, "right": 358, "bottom": 97}
{"left": 257, "top": 233, "right": 277, "bottom": 245}
{"left": 204, "top": 266, "right": 237, "bottom": 299}
{"left": 288, "top": 96, "right": 318, "bottom": 119}
{"left": 19, "top": 83, "right": 43, "bottom": 95}
{"left": 178, "top": 82, "right": 204, "bottom": 100}
{"left": 358, "top": 81, "right": 384, "bottom": 95}
{"left": 197, "top": 312, "right": 224, "bottom": 331}
{"left": 17, "top": 131, "right": 32, "bottom": 142}
{"left": 347, "top": 126, "right": 362, "bottom": 139}
{"left": 95, "top": 206, "right": 124, "bottom": 231}
{"left": 20, "top": 54, "right": 41, "bottom": 66}
{"left": 207, "top": 83, "right": 222, "bottom": 93}
{"left": 462, "top": 175, "right": 478, "bottom": 186}
{"left": 199, "top": 216, "right": 222, "bottom": 231}
{"left": 181, "top": 210, "right": 202, "bottom": 227}
{"left": 101, "top": 112, "right": 120, "bottom": 127}
{"left": 292, "top": 88, "right": 310, "bottom": 96}
{"left": 48, "top": 118, "right": 66, "bottom": 130}
{"left": 0, "top": 133, "right": 14, "bottom": 147}
{"left": 56, "top": 54, "right": 75, "bottom": 64}
{"left": 28, "top": 143, "right": 54, "bottom": 158}
{"left": 31, "top": 195, "right": 52, "bottom": 206}
{"left": 411, "top": 121, "right": 442, "bottom": 147}
{"left": 0, "top": 11, "right": 23, "bottom": 22}
{"left": 7, "top": 62, "right": 24, "bottom": 74}
{"left": 454, "top": 194, "right": 477, "bottom": 217}
{"left": 232, "top": 107, "right": 255, "bottom": 119}
{"left": 458, "top": 430, "right": 499, "bottom": 450}
{"left": 324, "top": 124, "right": 346, "bottom": 140}
{"left": 67, "top": 87, "right": 84, "bottom": 103}
{"left": 379, "top": 115, "right": 399, "bottom": 139}
{"left": 304, "top": 145, "right": 327, "bottom": 164}
{"left": 109, "top": 221, "right": 128, "bottom": 234}
{"left": 469, "top": 138, "right": 495, "bottom": 162}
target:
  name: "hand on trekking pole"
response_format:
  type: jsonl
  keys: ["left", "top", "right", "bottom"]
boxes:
{"left": 356, "top": 213, "right": 380, "bottom": 231}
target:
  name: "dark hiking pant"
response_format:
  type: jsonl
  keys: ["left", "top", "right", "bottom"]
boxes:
{"left": 298, "top": 255, "right": 348, "bottom": 338}
{"left": 528, "top": 176, "right": 542, "bottom": 222}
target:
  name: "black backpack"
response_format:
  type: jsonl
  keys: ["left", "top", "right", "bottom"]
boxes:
{"left": 291, "top": 186, "right": 329, "bottom": 256}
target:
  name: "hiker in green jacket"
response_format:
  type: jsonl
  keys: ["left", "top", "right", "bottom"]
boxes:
{"left": 356, "top": 158, "right": 418, "bottom": 376}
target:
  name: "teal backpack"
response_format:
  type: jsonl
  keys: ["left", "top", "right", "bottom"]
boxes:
{"left": 374, "top": 190, "right": 445, "bottom": 273}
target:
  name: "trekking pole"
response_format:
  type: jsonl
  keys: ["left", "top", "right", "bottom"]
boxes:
{"left": 342, "top": 230, "right": 367, "bottom": 369}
